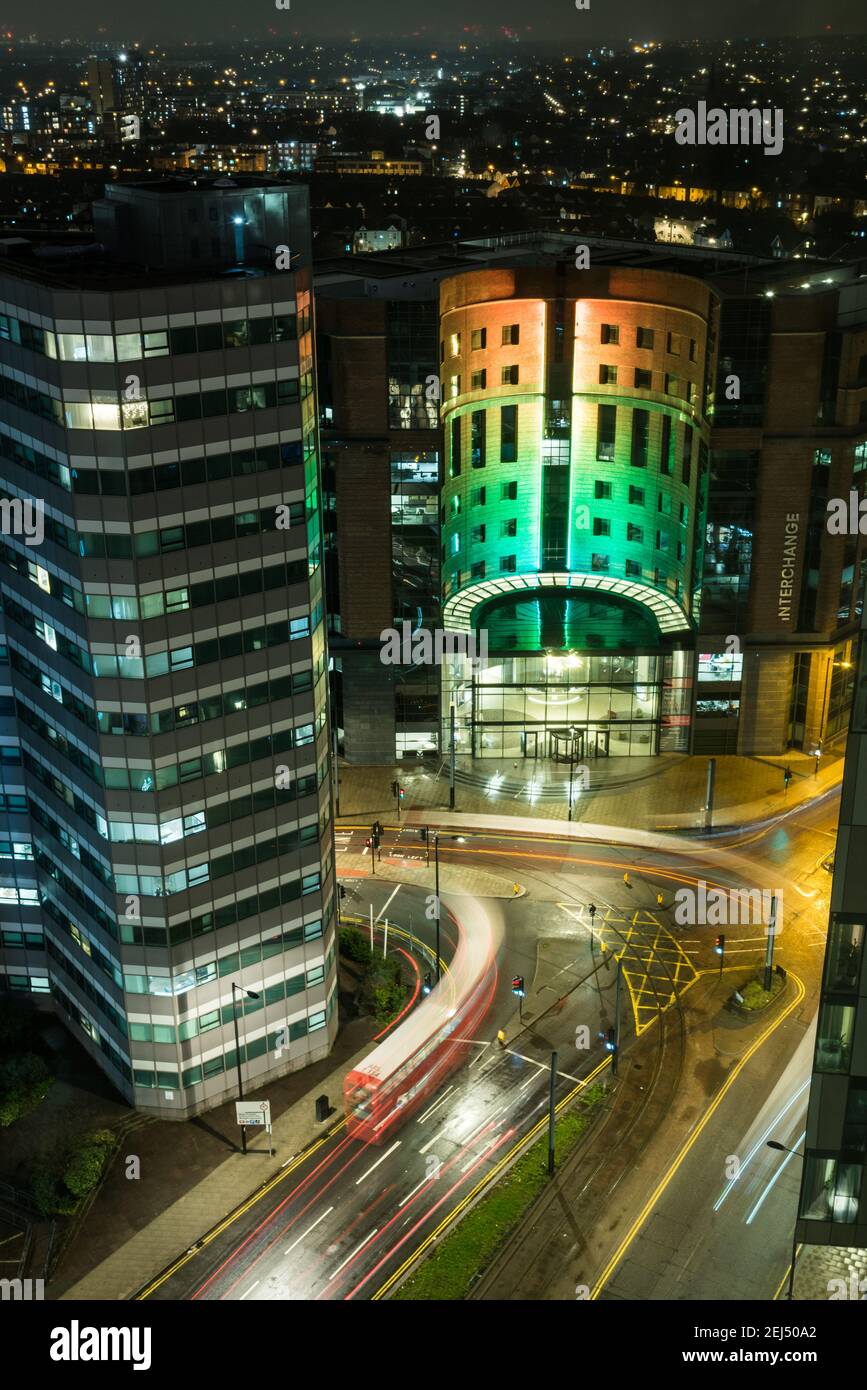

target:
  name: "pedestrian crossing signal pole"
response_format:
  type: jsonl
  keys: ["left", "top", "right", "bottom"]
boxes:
{"left": 763, "top": 896, "right": 778, "bottom": 991}
{"left": 613, "top": 957, "right": 621, "bottom": 1075}
{"left": 547, "top": 1051, "right": 558, "bottom": 1177}
{"left": 512, "top": 975, "right": 525, "bottom": 1023}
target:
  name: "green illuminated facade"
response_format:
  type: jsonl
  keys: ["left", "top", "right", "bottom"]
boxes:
{"left": 439, "top": 266, "right": 718, "bottom": 759}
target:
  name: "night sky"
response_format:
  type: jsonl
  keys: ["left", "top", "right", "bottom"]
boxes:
{"left": 2, "top": 0, "right": 867, "bottom": 42}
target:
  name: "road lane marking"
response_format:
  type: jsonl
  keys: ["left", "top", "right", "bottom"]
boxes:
{"left": 419, "top": 1128, "right": 445, "bottom": 1155}
{"left": 240, "top": 1280, "right": 260, "bottom": 1299}
{"left": 375, "top": 884, "right": 402, "bottom": 923}
{"left": 284, "top": 1206, "right": 335, "bottom": 1255}
{"left": 327, "top": 1228, "right": 379, "bottom": 1282}
{"left": 355, "top": 1140, "right": 401, "bottom": 1185}
{"left": 417, "top": 1086, "right": 454, "bottom": 1123}
{"left": 746, "top": 1131, "right": 805, "bottom": 1226}
{"left": 399, "top": 1175, "right": 435, "bottom": 1208}
{"left": 590, "top": 971, "right": 807, "bottom": 1299}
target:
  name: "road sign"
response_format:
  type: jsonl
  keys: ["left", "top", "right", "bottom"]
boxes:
{"left": 235, "top": 1100, "right": 271, "bottom": 1128}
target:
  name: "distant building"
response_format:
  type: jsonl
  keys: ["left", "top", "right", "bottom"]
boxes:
{"left": 269, "top": 140, "right": 317, "bottom": 174}
{"left": 85, "top": 58, "right": 117, "bottom": 120}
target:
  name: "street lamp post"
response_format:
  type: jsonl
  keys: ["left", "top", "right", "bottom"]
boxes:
{"left": 431, "top": 832, "right": 465, "bottom": 983}
{"left": 767, "top": 1140, "right": 803, "bottom": 1300}
{"left": 434, "top": 832, "right": 441, "bottom": 983}
{"left": 232, "top": 981, "right": 261, "bottom": 1155}
{"left": 568, "top": 726, "right": 577, "bottom": 822}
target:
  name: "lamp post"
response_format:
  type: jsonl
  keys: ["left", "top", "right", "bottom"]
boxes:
{"left": 568, "top": 725, "right": 577, "bottom": 822}
{"left": 767, "top": 1139, "right": 803, "bottom": 1300}
{"left": 434, "top": 832, "right": 441, "bottom": 983}
{"left": 232, "top": 981, "right": 261, "bottom": 1154}
{"left": 432, "top": 832, "right": 465, "bottom": 983}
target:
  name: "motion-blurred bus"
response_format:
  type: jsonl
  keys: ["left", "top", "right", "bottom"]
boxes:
{"left": 344, "top": 897, "right": 500, "bottom": 1144}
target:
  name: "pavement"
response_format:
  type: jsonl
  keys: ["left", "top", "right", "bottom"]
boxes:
{"left": 336, "top": 746, "right": 844, "bottom": 835}
{"left": 337, "top": 846, "right": 527, "bottom": 899}
{"left": 53, "top": 1021, "right": 378, "bottom": 1302}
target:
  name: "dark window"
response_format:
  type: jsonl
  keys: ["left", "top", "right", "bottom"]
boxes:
{"left": 596, "top": 404, "right": 616, "bottom": 462}
{"left": 601, "top": 324, "right": 619, "bottom": 345}
{"left": 682, "top": 424, "right": 693, "bottom": 484}
{"left": 471, "top": 410, "right": 486, "bottom": 468}
{"left": 660, "top": 414, "right": 673, "bottom": 474}
{"left": 502, "top": 324, "right": 519, "bottom": 345}
{"left": 594, "top": 480, "right": 612, "bottom": 499}
{"left": 637, "top": 327, "right": 654, "bottom": 349}
{"left": 631, "top": 409, "right": 650, "bottom": 467}
{"left": 500, "top": 404, "right": 517, "bottom": 462}
{"left": 450, "top": 417, "right": 461, "bottom": 477}
{"left": 635, "top": 368, "right": 653, "bottom": 389}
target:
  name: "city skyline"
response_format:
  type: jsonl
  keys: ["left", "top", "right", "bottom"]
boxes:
{"left": 0, "top": 11, "right": 866, "bottom": 1337}
{"left": 1, "top": 2, "right": 867, "bottom": 43}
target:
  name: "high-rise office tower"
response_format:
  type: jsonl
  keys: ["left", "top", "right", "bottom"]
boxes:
{"left": 0, "top": 178, "right": 336, "bottom": 1117}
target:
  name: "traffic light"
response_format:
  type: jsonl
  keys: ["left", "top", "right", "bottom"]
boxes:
{"left": 605, "top": 1027, "right": 617, "bottom": 1053}
{"left": 715, "top": 933, "right": 726, "bottom": 956}
{"left": 588, "top": 903, "right": 596, "bottom": 920}
{"left": 783, "top": 766, "right": 792, "bottom": 788}
{"left": 511, "top": 975, "right": 525, "bottom": 997}
{"left": 418, "top": 827, "right": 429, "bottom": 842}
{"left": 422, "top": 972, "right": 432, "bottom": 995}
{"left": 390, "top": 780, "right": 399, "bottom": 798}
{"left": 337, "top": 884, "right": 346, "bottom": 900}
{"left": 399, "top": 786, "right": 405, "bottom": 802}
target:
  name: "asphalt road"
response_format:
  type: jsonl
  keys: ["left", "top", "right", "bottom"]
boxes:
{"left": 138, "top": 788, "right": 839, "bottom": 1302}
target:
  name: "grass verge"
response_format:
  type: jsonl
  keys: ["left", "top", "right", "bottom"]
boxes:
{"left": 394, "top": 1081, "right": 608, "bottom": 1300}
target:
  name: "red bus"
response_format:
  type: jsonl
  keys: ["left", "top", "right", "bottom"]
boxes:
{"left": 344, "top": 896, "right": 500, "bottom": 1144}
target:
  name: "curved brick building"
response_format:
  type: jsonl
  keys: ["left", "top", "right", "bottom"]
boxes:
{"left": 439, "top": 265, "right": 719, "bottom": 760}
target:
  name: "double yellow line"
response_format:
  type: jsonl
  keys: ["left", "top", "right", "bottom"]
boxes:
{"left": 372, "top": 1058, "right": 610, "bottom": 1299}
{"left": 590, "top": 970, "right": 806, "bottom": 1298}
{"left": 135, "top": 1118, "right": 346, "bottom": 1300}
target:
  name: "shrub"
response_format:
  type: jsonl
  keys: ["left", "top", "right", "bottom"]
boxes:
{"left": 31, "top": 1167, "right": 61, "bottom": 1218}
{"left": 62, "top": 1130, "right": 114, "bottom": 1199}
{"left": 0, "top": 1053, "right": 54, "bottom": 1127}
{"left": 339, "top": 926, "right": 373, "bottom": 966}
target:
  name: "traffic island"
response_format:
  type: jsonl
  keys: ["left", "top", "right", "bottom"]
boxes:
{"left": 726, "top": 966, "right": 787, "bottom": 1017}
